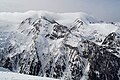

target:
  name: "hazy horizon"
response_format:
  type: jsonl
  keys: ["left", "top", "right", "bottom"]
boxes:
{"left": 0, "top": 0, "right": 120, "bottom": 22}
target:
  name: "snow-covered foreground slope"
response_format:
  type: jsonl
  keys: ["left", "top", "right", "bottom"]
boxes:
{"left": 0, "top": 11, "right": 120, "bottom": 80}
{"left": 0, "top": 71, "right": 59, "bottom": 80}
{"left": 0, "top": 67, "right": 59, "bottom": 80}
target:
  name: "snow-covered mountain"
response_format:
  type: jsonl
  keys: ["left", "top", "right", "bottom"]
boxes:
{"left": 0, "top": 11, "right": 120, "bottom": 80}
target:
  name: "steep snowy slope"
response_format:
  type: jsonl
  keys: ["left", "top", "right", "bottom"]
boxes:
{"left": 0, "top": 11, "right": 120, "bottom": 80}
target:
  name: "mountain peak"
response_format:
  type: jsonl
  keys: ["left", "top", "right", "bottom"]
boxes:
{"left": 0, "top": 10, "right": 120, "bottom": 80}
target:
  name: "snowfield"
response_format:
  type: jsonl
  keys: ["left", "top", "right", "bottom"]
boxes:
{"left": 0, "top": 71, "right": 59, "bottom": 80}
{"left": 0, "top": 67, "right": 59, "bottom": 80}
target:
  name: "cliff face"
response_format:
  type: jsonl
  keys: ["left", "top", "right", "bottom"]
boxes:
{"left": 0, "top": 11, "right": 120, "bottom": 80}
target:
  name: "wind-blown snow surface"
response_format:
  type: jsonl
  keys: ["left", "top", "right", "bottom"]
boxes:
{"left": 0, "top": 11, "right": 120, "bottom": 80}
{"left": 0, "top": 72, "right": 59, "bottom": 80}
{"left": 0, "top": 67, "right": 59, "bottom": 80}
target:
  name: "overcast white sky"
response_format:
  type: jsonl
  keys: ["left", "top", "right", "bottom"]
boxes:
{"left": 0, "top": 0, "right": 120, "bottom": 22}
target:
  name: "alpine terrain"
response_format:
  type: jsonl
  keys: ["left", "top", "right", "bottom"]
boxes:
{"left": 0, "top": 11, "right": 120, "bottom": 80}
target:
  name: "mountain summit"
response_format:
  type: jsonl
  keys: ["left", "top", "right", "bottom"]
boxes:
{"left": 0, "top": 11, "right": 120, "bottom": 80}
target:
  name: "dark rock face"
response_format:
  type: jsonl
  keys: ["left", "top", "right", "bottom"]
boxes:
{"left": 3, "top": 57, "right": 12, "bottom": 71}
{"left": 86, "top": 33, "right": 120, "bottom": 80}
{"left": 64, "top": 44, "right": 84, "bottom": 80}
{"left": 0, "top": 17, "right": 120, "bottom": 80}
{"left": 88, "top": 50, "right": 120, "bottom": 80}
{"left": 102, "top": 32, "right": 116, "bottom": 45}
{"left": 83, "top": 41, "right": 120, "bottom": 80}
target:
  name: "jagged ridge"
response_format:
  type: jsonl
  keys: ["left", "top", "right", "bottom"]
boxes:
{"left": 0, "top": 11, "right": 120, "bottom": 80}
